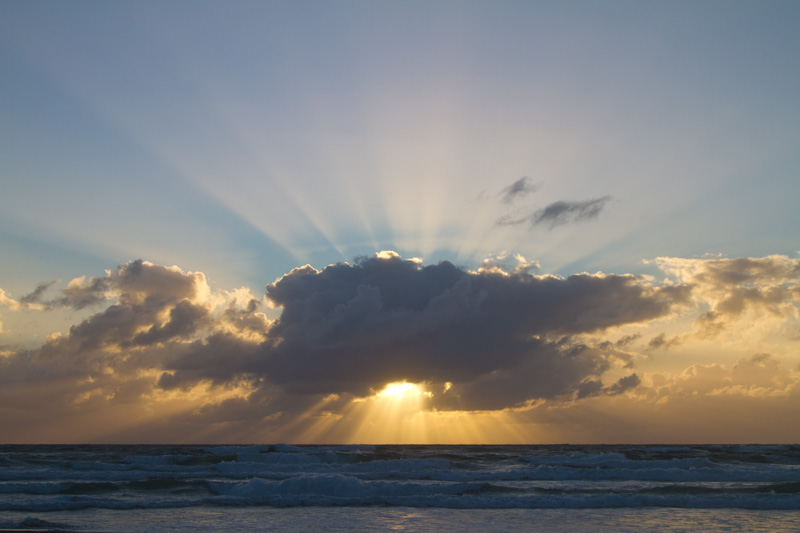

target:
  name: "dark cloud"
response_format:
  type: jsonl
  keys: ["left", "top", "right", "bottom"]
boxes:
{"left": 4, "top": 254, "right": 800, "bottom": 442}
{"left": 597, "top": 333, "right": 641, "bottom": 351}
{"left": 2, "top": 254, "right": 692, "bottom": 412}
{"left": 436, "top": 340, "right": 607, "bottom": 410}
{"left": 130, "top": 300, "right": 209, "bottom": 347}
{"left": 647, "top": 333, "right": 682, "bottom": 350}
{"left": 5, "top": 253, "right": 800, "bottom": 443}
{"left": 576, "top": 373, "right": 640, "bottom": 399}
{"left": 497, "top": 196, "right": 612, "bottom": 229}
{"left": 8, "top": 259, "right": 197, "bottom": 312}
{"left": 19, "top": 281, "right": 58, "bottom": 307}
{"left": 0, "top": 260, "right": 215, "bottom": 384}
{"left": 499, "top": 177, "right": 538, "bottom": 203}
{"left": 156, "top": 332, "right": 261, "bottom": 390}
{"left": 11, "top": 275, "right": 111, "bottom": 311}
{"left": 65, "top": 262, "right": 210, "bottom": 352}
{"left": 614, "top": 334, "right": 641, "bottom": 347}
{"left": 606, "top": 373, "right": 641, "bottom": 395}
{"left": 592, "top": 334, "right": 641, "bottom": 369}
{"left": 242, "top": 253, "right": 688, "bottom": 408}
{"left": 110, "top": 259, "right": 206, "bottom": 306}
{"left": 54, "top": 276, "right": 112, "bottom": 309}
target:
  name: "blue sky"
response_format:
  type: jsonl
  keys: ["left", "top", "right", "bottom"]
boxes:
{"left": 3, "top": 1, "right": 798, "bottom": 290}
{"left": 1, "top": 1, "right": 799, "bottom": 443}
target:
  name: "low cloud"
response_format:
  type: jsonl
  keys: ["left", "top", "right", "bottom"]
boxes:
{"left": 512, "top": 352, "right": 800, "bottom": 444}
{"left": 0, "top": 288, "right": 20, "bottom": 310}
{"left": 2, "top": 253, "right": 800, "bottom": 442}
{"left": 647, "top": 333, "right": 682, "bottom": 350}
{"left": 478, "top": 252, "right": 539, "bottom": 275}
{"left": 642, "top": 352, "right": 798, "bottom": 400}
{"left": 576, "top": 373, "right": 640, "bottom": 399}
{"left": 248, "top": 252, "right": 691, "bottom": 411}
{"left": 653, "top": 254, "right": 800, "bottom": 339}
{"left": 0, "top": 260, "right": 261, "bottom": 384}
{"left": 1, "top": 254, "right": 689, "bottom": 413}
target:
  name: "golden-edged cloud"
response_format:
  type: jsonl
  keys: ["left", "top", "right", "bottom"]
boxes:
{"left": 1, "top": 252, "right": 798, "bottom": 443}
{"left": 651, "top": 254, "right": 800, "bottom": 342}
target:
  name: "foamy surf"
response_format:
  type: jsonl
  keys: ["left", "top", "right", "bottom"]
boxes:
{"left": 1, "top": 444, "right": 798, "bottom": 531}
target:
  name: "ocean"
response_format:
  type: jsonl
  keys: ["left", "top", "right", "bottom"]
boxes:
{"left": 0, "top": 444, "right": 798, "bottom": 532}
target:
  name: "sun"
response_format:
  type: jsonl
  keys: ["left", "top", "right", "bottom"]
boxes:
{"left": 288, "top": 379, "right": 535, "bottom": 444}
{"left": 376, "top": 381, "right": 433, "bottom": 400}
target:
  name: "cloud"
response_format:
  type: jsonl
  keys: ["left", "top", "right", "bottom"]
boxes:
{"left": 2, "top": 259, "right": 210, "bottom": 314}
{"left": 0, "top": 260, "right": 227, "bottom": 383}
{"left": 497, "top": 196, "right": 612, "bottom": 229}
{"left": 576, "top": 373, "right": 640, "bottom": 399}
{"left": 19, "top": 281, "right": 58, "bottom": 308}
{"left": 0, "top": 288, "right": 20, "bottom": 310}
{"left": 249, "top": 252, "right": 688, "bottom": 408}
{"left": 647, "top": 332, "right": 682, "bottom": 350}
{"left": 653, "top": 254, "right": 800, "bottom": 339}
{"left": 499, "top": 176, "right": 538, "bottom": 203}
{"left": 643, "top": 352, "right": 798, "bottom": 401}
{"left": 478, "top": 252, "right": 539, "bottom": 275}
{"left": 0, "top": 253, "right": 690, "bottom": 418}
{"left": 0, "top": 283, "right": 57, "bottom": 311}
{"left": 512, "top": 352, "right": 800, "bottom": 444}
{"left": 54, "top": 275, "right": 113, "bottom": 309}
{"left": 4, "top": 253, "right": 800, "bottom": 442}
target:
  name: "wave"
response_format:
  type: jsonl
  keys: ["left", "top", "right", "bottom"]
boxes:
{"left": 1, "top": 444, "right": 798, "bottom": 511}
{"left": 3, "top": 480, "right": 798, "bottom": 511}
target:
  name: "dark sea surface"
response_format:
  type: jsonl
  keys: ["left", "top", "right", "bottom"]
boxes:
{"left": 0, "top": 444, "right": 798, "bottom": 531}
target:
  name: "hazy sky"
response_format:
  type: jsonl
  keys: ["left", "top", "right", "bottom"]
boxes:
{"left": 1, "top": 1, "right": 799, "bottom": 444}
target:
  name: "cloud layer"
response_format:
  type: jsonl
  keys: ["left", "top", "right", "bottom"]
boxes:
{"left": 1, "top": 252, "right": 799, "bottom": 443}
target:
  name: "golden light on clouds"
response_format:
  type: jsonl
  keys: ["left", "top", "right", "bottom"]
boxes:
{"left": 344, "top": 381, "right": 435, "bottom": 444}
{"left": 286, "top": 381, "right": 541, "bottom": 445}
{"left": 1, "top": 252, "right": 799, "bottom": 444}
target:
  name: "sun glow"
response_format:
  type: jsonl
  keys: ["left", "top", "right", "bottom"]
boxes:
{"left": 282, "top": 380, "right": 539, "bottom": 444}
{"left": 376, "top": 381, "right": 433, "bottom": 400}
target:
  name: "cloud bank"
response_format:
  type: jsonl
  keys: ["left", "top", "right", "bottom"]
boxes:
{"left": 1, "top": 252, "right": 799, "bottom": 443}
{"left": 254, "top": 251, "right": 684, "bottom": 409}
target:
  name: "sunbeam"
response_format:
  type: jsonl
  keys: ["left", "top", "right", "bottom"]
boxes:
{"left": 3, "top": 1, "right": 800, "bottom": 452}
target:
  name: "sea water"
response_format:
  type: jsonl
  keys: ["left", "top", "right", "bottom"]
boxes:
{"left": 0, "top": 444, "right": 798, "bottom": 531}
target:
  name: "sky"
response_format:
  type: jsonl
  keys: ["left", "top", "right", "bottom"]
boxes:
{"left": 1, "top": 0, "right": 799, "bottom": 444}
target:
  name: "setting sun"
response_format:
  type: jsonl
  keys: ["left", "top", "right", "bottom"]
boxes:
{"left": 376, "top": 381, "right": 432, "bottom": 400}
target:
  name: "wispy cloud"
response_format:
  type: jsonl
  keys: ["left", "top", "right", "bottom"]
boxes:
{"left": 497, "top": 196, "right": 612, "bottom": 230}
{"left": 499, "top": 176, "right": 539, "bottom": 203}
